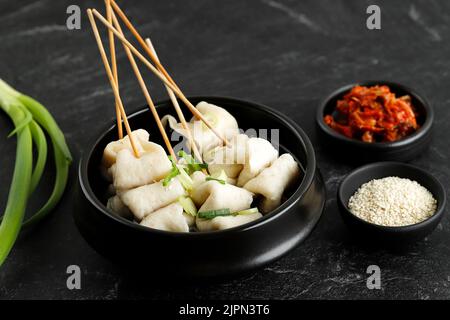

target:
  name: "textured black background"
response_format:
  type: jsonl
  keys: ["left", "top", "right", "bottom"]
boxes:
{"left": 0, "top": 0, "right": 449, "bottom": 299}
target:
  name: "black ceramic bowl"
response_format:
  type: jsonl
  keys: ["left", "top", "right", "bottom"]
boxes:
{"left": 338, "top": 162, "right": 446, "bottom": 244}
{"left": 316, "top": 81, "right": 433, "bottom": 163}
{"left": 75, "top": 96, "right": 326, "bottom": 278}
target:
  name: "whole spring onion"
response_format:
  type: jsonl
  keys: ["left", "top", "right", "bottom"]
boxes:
{"left": 0, "top": 78, "right": 72, "bottom": 266}
{"left": 0, "top": 105, "right": 32, "bottom": 266}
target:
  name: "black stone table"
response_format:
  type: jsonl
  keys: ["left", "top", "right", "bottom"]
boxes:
{"left": 0, "top": 0, "right": 449, "bottom": 299}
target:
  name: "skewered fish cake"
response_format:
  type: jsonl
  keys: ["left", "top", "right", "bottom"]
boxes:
{"left": 119, "top": 179, "right": 186, "bottom": 221}
{"left": 244, "top": 153, "right": 300, "bottom": 213}
{"left": 236, "top": 137, "right": 278, "bottom": 187}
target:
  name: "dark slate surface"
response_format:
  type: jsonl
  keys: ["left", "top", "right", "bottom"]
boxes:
{"left": 0, "top": 0, "right": 449, "bottom": 300}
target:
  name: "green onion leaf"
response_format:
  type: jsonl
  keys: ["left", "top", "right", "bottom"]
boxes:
{"left": 22, "top": 140, "right": 70, "bottom": 228}
{"left": 177, "top": 166, "right": 193, "bottom": 190}
{"left": 163, "top": 163, "right": 180, "bottom": 187}
{"left": 0, "top": 78, "right": 71, "bottom": 163}
{"left": 178, "top": 196, "right": 197, "bottom": 216}
{"left": 7, "top": 105, "right": 32, "bottom": 138}
{"left": 206, "top": 169, "right": 228, "bottom": 184}
{"left": 0, "top": 105, "right": 33, "bottom": 266}
{"left": 0, "top": 78, "right": 72, "bottom": 267}
{"left": 177, "top": 150, "right": 208, "bottom": 174}
{"left": 197, "top": 208, "right": 231, "bottom": 220}
{"left": 233, "top": 208, "right": 259, "bottom": 216}
{"left": 205, "top": 177, "right": 226, "bottom": 184}
{"left": 0, "top": 78, "right": 71, "bottom": 231}
{"left": 17, "top": 94, "right": 72, "bottom": 163}
{"left": 28, "top": 120, "right": 48, "bottom": 194}
{"left": 177, "top": 150, "right": 193, "bottom": 162}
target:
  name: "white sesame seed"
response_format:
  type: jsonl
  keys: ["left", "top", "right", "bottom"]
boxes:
{"left": 348, "top": 176, "right": 437, "bottom": 227}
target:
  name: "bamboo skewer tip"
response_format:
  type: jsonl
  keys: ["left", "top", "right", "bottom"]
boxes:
{"left": 144, "top": 37, "right": 203, "bottom": 162}
{"left": 108, "top": 9, "right": 177, "bottom": 161}
{"left": 101, "top": 3, "right": 228, "bottom": 147}
{"left": 88, "top": 6, "right": 229, "bottom": 162}
{"left": 87, "top": 7, "right": 140, "bottom": 158}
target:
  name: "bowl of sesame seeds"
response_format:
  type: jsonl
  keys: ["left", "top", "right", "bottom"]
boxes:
{"left": 338, "top": 162, "right": 446, "bottom": 244}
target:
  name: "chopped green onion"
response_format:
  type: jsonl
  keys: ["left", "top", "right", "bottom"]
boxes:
{"left": 177, "top": 166, "right": 193, "bottom": 190}
{"left": 177, "top": 150, "right": 208, "bottom": 174}
{"left": 163, "top": 163, "right": 180, "bottom": 187}
{"left": 197, "top": 208, "right": 231, "bottom": 220}
{"left": 177, "top": 150, "right": 193, "bottom": 162}
{"left": 233, "top": 208, "right": 259, "bottom": 215}
{"left": 178, "top": 196, "right": 197, "bottom": 217}
{"left": 187, "top": 162, "right": 208, "bottom": 175}
{"left": 206, "top": 169, "right": 228, "bottom": 184}
{"left": 197, "top": 207, "right": 260, "bottom": 220}
{"left": 205, "top": 177, "right": 226, "bottom": 184}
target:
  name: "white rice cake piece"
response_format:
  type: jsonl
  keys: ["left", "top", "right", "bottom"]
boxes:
{"left": 119, "top": 179, "right": 186, "bottom": 221}
{"left": 244, "top": 153, "right": 300, "bottom": 213}
{"left": 163, "top": 102, "right": 239, "bottom": 155}
{"left": 106, "top": 195, "right": 133, "bottom": 219}
{"left": 183, "top": 212, "right": 195, "bottom": 227}
{"left": 237, "top": 137, "right": 278, "bottom": 187}
{"left": 140, "top": 202, "right": 191, "bottom": 232}
{"left": 194, "top": 101, "right": 239, "bottom": 148}
{"left": 191, "top": 180, "right": 253, "bottom": 213}
{"left": 191, "top": 171, "right": 207, "bottom": 189}
{"left": 196, "top": 212, "right": 262, "bottom": 231}
{"left": 205, "top": 134, "right": 248, "bottom": 179}
{"left": 113, "top": 143, "right": 172, "bottom": 190}
{"left": 101, "top": 129, "right": 150, "bottom": 168}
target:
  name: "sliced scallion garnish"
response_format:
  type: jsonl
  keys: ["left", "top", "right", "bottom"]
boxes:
{"left": 177, "top": 150, "right": 208, "bottom": 174}
{"left": 233, "top": 208, "right": 259, "bottom": 215}
{"left": 205, "top": 177, "right": 226, "bottom": 184}
{"left": 197, "top": 207, "right": 260, "bottom": 220}
{"left": 197, "top": 208, "right": 231, "bottom": 220}
{"left": 178, "top": 196, "right": 197, "bottom": 217}
{"left": 206, "top": 169, "right": 228, "bottom": 184}
{"left": 162, "top": 163, "right": 180, "bottom": 187}
{"left": 177, "top": 166, "right": 193, "bottom": 190}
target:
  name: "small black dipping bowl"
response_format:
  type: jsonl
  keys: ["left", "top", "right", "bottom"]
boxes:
{"left": 338, "top": 162, "right": 446, "bottom": 244}
{"left": 316, "top": 81, "right": 433, "bottom": 163}
{"left": 75, "top": 97, "right": 326, "bottom": 278}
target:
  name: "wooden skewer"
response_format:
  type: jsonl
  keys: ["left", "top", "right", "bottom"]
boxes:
{"left": 106, "top": 0, "right": 123, "bottom": 139}
{"left": 109, "top": 9, "right": 176, "bottom": 160}
{"left": 145, "top": 38, "right": 202, "bottom": 162}
{"left": 91, "top": 9, "right": 229, "bottom": 146}
{"left": 109, "top": 0, "right": 179, "bottom": 91}
{"left": 87, "top": 9, "right": 140, "bottom": 158}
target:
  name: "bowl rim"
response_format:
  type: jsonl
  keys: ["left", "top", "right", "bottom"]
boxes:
{"left": 337, "top": 161, "right": 446, "bottom": 231}
{"left": 316, "top": 80, "right": 434, "bottom": 149}
{"left": 78, "top": 96, "right": 318, "bottom": 237}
